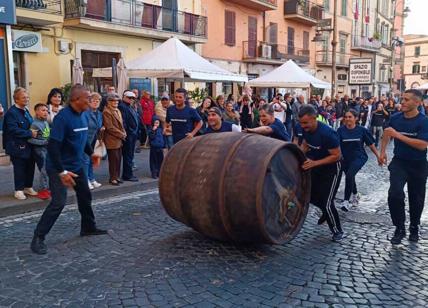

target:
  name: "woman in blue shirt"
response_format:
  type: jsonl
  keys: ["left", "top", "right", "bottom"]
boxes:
{"left": 337, "top": 109, "right": 381, "bottom": 211}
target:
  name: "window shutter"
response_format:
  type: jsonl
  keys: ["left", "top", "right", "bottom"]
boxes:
{"left": 225, "top": 10, "right": 236, "bottom": 46}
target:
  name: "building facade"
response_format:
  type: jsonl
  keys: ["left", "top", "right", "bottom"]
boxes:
{"left": 201, "top": 0, "right": 323, "bottom": 98}
{"left": 11, "top": 0, "right": 207, "bottom": 105}
{"left": 403, "top": 34, "right": 428, "bottom": 89}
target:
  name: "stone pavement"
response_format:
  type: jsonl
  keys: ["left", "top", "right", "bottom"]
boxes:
{"left": 0, "top": 151, "right": 428, "bottom": 307}
{"left": 0, "top": 148, "right": 156, "bottom": 217}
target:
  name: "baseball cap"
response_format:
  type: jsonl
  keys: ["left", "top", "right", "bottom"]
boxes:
{"left": 107, "top": 93, "right": 120, "bottom": 101}
{"left": 208, "top": 107, "right": 222, "bottom": 117}
{"left": 161, "top": 94, "right": 170, "bottom": 100}
{"left": 123, "top": 91, "right": 136, "bottom": 98}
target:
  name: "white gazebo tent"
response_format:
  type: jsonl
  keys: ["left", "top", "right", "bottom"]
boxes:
{"left": 93, "top": 37, "right": 247, "bottom": 83}
{"left": 415, "top": 83, "right": 428, "bottom": 91}
{"left": 247, "top": 60, "right": 330, "bottom": 89}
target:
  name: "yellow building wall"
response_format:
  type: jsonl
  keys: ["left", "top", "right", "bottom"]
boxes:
{"left": 25, "top": 28, "right": 154, "bottom": 106}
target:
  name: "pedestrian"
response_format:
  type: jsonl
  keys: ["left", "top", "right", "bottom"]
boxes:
{"left": 46, "top": 88, "right": 64, "bottom": 125}
{"left": 119, "top": 90, "right": 139, "bottom": 182}
{"left": 371, "top": 103, "right": 388, "bottom": 147}
{"left": 83, "top": 92, "right": 103, "bottom": 190}
{"left": 31, "top": 84, "right": 107, "bottom": 255}
{"left": 270, "top": 95, "right": 287, "bottom": 124}
{"left": 206, "top": 107, "right": 241, "bottom": 133}
{"left": 28, "top": 103, "right": 51, "bottom": 200}
{"left": 245, "top": 104, "right": 290, "bottom": 141}
{"left": 140, "top": 90, "right": 155, "bottom": 147}
{"left": 380, "top": 89, "right": 428, "bottom": 244}
{"left": 166, "top": 88, "right": 203, "bottom": 144}
{"left": 337, "top": 110, "right": 381, "bottom": 211}
{"left": 196, "top": 96, "right": 214, "bottom": 134}
{"left": 239, "top": 95, "right": 253, "bottom": 129}
{"left": 223, "top": 101, "right": 240, "bottom": 125}
{"left": 298, "top": 105, "right": 344, "bottom": 241}
{"left": 148, "top": 116, "right": 165, "bottom": 179}
{"left": 215, "top": 95, "right": 226, "bottom": 113}
{"left": 2, "top": 87, "right": 38, "bottom": 200}
{"left": 154, "top": 94, "right": 174, "bottom": 150}
{"left": 103, "top": 93, "right": 126, "bottom": 186}
{"left": 99, "top": 85, "right": 116, "bottom": 112}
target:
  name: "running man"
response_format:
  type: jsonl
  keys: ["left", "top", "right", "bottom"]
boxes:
{"left": 298, "top": 105, "right": 344, "bottom": 241}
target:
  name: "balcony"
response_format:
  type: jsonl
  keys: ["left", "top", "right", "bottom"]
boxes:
{"left": 64, "top": 1, "right": 207, "bottom": 43}
{"left": 315, "top": 50, "right": 350, "bottom": 68}
{"left": 284, "top": 0, "right": 323, "bottom": 26}
{"left": 351, "top": 36, "right": 381, "bottom": 52}
{"left": 243, "top": 41, "right": 310, "bottom": 65}
{"left": 225, "top": 0, "right": 277, "bottom": 11}
{"left": 16, "top": 0, "right": 63, "bottom": 25}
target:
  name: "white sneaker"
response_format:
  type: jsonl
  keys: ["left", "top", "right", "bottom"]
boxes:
{"left": 91, "top": 180, "right": 102, "bottom": 188}
{"left": 88, "top": 181, "right": 94, "bottom": 190}
{"left": 23, "top": 187, "right": 38, "bottom": 196}
{"left": 340, "top": 200, "right": 350, "bottom": 212}
{"left": 14, "top": 191, "right": 27, "bottom": 200}
{"left": 351, "top": 193, "right": 361, "bottom": 205}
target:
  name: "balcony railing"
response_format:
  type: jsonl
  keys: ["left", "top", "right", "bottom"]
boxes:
{"left": 65, "top": 0, "right": 207, "bottom": 38}
{"left": 351, "top": 36, "right": 381, "bottom": 51}
{"left": 226, "top": 0, "right": 277, "bottom": 11}
{"left": 16, "top": 0, "right": 62, "bottom": 15}
{"left": 243, "top": 41, "right": 310, "bottom": 63}
{"left": 315, "top": 50, "right": 350, "bottom": 67}
{"left": 284, "top": 0, "right": 323, "bottom": 25}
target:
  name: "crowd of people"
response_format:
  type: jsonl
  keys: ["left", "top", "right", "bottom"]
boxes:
{"left": 1, "top": 83, "right": 427, "bottom": 254}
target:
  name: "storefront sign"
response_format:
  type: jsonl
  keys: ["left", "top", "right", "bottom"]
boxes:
{"left": 12, "top": 30, "right": 43, "bottom": 52}
{"left": 0, "top": 0, "right": 16, "bottom": 25}
{"left": 349, "top": 58, "right": 373, "bottom": 85}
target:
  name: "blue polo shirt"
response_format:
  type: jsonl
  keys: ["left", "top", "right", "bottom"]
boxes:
{"left": 389, "top": 112, "right": 428, "bottom": 161}
{"left": 269, "top": 118, "right": 290, "bottom": 141}
{"left": 46, "top": 106, "right": 89, "bottom": 173}
{"left": 338, "top": 125, "right": 374, "bottom": 163}
{"left": 166, "top": 105, "right": 202, "bottom": 143}
{"left": 205, "top": 121, "right": 233, "bottom": 133}
{"left": 302, "top": 122, "right": 340, "bottom": 161}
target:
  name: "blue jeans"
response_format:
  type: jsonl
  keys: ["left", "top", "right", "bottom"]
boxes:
{"left": 34, "top": 169, "right": 96, "bottom": 238}
{"left": 164, "top": 135, "right": 174, "bottom": 149}
{"left": 83, "top": 154, "right": 94, "bottom": 182}
{"left": 34, "top": 146, "right": 49, "bottom": 190}
{"left": 122, "top": 134, "right": 137, "bottom": 179}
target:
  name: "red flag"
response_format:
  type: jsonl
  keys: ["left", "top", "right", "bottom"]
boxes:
{"left": 354, "top": 0, "right": 359, "bottom": 20}
{"left": 365, "top": 5, "right": 370, "bottom": 23}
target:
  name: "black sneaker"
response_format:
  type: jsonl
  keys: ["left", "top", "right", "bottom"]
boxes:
{"left": 409, "top": 226, "right": 419, "bottom": 242}
{"left": 31, "top": 234, "right": 47, "bottom": 254}
{"left": 123, "top": 176, "right": 139, "bottom": 182}
{"left": 318, "top": 213, "right": 327, "bottom": 225}
{"left": 390, "top": 228, "right": 406, "bottom": 245}
{"left": 80, "top": 228, "right": 108, "bottom": 237}
{"left": 332, "top": 231, "right": 344, "bottom": 242}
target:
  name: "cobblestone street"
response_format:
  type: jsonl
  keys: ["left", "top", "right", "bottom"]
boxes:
{"left": 1, "top": 153, "right": 428, "bottom": 308}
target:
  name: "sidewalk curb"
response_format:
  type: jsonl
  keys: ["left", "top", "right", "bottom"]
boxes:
{"left": 0, "top": 178, "right": 159, "bottom": 218}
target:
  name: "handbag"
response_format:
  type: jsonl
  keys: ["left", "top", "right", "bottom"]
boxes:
{"left": 94, "top": 139, "right": 107, "bottom": 157}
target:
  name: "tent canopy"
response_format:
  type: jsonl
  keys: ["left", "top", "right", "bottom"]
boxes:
{"left": 93, "top": 37, "right": 247, "bottom": 83}
{"left": 247, "top": 60, "right": 331, "bottom": 89}
{"left": 415, "top": 83, "right": 428, "bottom": 91}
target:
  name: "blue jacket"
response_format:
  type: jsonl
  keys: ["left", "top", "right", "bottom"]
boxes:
{"left": 149, "top": 117, "right": 165, "bottom": 149}
{"left": 2, "top": 105, "right": 33, "bottom": 158}
{"left": 118, "top": 101, "right": 139, "bottom": 137}
{"left": 83, "top": 109, "right": 103, "bottom": 145}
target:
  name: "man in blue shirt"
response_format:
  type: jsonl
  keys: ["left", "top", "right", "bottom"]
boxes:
{"left": 166, "top": 88, "right": 202, "bottom": 144}
{"left": 245, "top": 104, "right": 290, "bottom": 141}
{"left": 380, "top": 89, "right": 428, "bottom": 244}
{"left": 298, "top": 105, "right": 344, "bottom": 242}
{"left": 119, "top": 91, "right": 139, "bottom": 182}
{"left": 205, "top": 107, "right": 241, "bottom": 133}
{"left": 31, "top": 85, "right": 107, "bottom": 255}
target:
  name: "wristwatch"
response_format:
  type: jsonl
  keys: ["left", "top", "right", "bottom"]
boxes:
{"left": 59, "top": 170, "right": 69, "bottom": 177}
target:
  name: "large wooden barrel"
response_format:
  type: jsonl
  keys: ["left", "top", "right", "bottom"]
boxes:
{"left": 159, "top": 132, "right": 311, "bottom": 245}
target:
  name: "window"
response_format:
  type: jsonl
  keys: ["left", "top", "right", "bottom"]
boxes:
{"left": 339, "top": 34, "right": 347, "bottom": 53}
{"left": 323, "top": 0, "right": 329, "bottom": 12}
{"left": 269, "top": 23, "right": 278, "bottom": 44}
{"left": 412, "top": 63, "right": 421, "bottom": 74}
{"left": 415, "top": 46, "right": 421, "bottom": 56}
{"left": 341, "top": 0, "right": 347, "bottom": 16}
{"left": 247, "top": 16, "right": 258, "bottom": 57}
{"left": 225, "top": 10, "right": 236, "bottom": 46}
{"left": 287, "top": 27, "right": 295, "bottom": 55}
{"left": 303, "top": 31, "right": 309, "bottom": 51}
{"left": 422, "top": 66, "right": 427, "bottom": 73}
